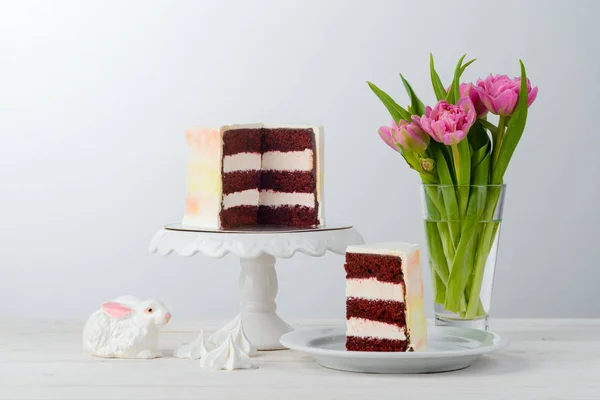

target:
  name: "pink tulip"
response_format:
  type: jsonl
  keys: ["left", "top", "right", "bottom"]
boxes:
{"left": 460, "top": 83, "right": 488, "bottom": 118}
{"left": 417, "top": 98, "right": 476, "bottom": 145}
{"left": 475, "top": 74, "right": 538, "bottom": 116}
{"left": 378, "top": 121, "right": 402, "bottom": 153}
{"left": 399, "top": 119, "right": 430, "bottom": 153}
{"left": 379, "top": 119, "right": 429, "bottom": 153}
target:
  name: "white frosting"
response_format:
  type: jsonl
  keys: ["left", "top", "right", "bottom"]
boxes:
{"left": 182, "top": 214, "right": 219, "bottom": 229}
{"left": 200, "top": 333, "right": 255, "bottom": 371}
{"left": 222, "top": 189, "right": 259, "bottom": 209}
{"left": 173, "top": 330, "right": 210, "bottom": 360}
{"left": 312, "top": 125, "right": 325, "bottom": 226}
{"left": 346, "top": 318, "right": 407, "bottom": 341}
{"left": 223, "top": 153, "right": 261, "bottom": 173}
{"left": 261, "top": 150, "right": 313, "bottom": 171}
{"left": 259, "top": 190, "right": 314, "bottom": 207}
{"left": 346, "top": 278, "right": 404, "bottom": 302}
{"left": 182, "top": 128, "right": 223, "bottom": 229}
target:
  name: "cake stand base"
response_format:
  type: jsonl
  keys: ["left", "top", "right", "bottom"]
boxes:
{"left": 209, "top": 254, "right": 292, "bottom": 350}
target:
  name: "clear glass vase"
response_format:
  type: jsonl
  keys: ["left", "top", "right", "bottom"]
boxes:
{"left": 420, "top": 184, "right": 506, "bottom": 331}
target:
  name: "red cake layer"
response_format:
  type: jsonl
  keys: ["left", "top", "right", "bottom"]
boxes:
{"left": 346, "top": 336, "right": 409, "bottom": 352}
{"left": 222, "top": 171, "right": 261, "bottom": 195}
{"left": 220, "top": 126, "right": 318, "bottom": 229}
{"left": 346, "top": 298, "right": 406, "bottom": 328}
{"left": 262, "top": 128, "right": 314, "bottom": 152}
{"left": 260, "top": 171, "right": 315, "bottom": 193}
{"left": 220, "top": 206, "right": 258, "bottom": 229}
{"left": 257, "top": 205, "right": 319, "bottom": 227}
{"left": 222, "top": 129, "right": 262, "bottom": 155}
{"left": 344, "top": 253, "right": 403, "bottom": 283}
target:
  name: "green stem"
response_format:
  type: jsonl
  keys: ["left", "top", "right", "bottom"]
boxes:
{"left": 437, "top": 222, "right": 456, "bottom": 263}
{"left": 452, "top": 141, "right": 471, "bottom": 220}
{"left": 492, "top": 116, "right": 508, "bottom": 170}
{"left": 444, "top": 183, "right": 489, "bottom": 313}
{"left": 433, "top": 272, "right": 446, "bottom": 304}
{"left": 451, "top": 144, "right": 461, "bottom": 183}
{"left": 464, "top": 187, "right": 503, "bottom": 318}
{"left": 425, "top": 222, "right": 449, "bottom": 285}
{"left": 465, "top": 221, "right": 500, "bottom": 318}
{"left": 425, "top": 187, "right": 448, "bottom": 220}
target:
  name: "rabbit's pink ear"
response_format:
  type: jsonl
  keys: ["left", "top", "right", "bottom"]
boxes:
{"left": 102, "top": 302, "right": 134, "bottom": 319}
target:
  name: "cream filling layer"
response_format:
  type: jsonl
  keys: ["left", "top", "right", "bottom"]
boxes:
{"left": 346, "top": 278, "right": 404, "bottom": 302}
{"left": 222, "top": 189, "right": 260, "bottom": 209}
{"left": 346, "top": 318, "right": 407, "bottom": 341}
{"left": 223, "top": 190, "right": 315, "bottom": 209}
{"left": 261, "top": 150, "right": 313, "bottom": 171}
{"left": 259, "top": 190, "right": 314, "bottom": 207}
{"left": 222, "top": 153, "right": 262, "bottom": 173}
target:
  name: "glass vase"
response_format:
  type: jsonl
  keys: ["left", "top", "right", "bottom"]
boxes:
{"left": 420, "top": 184, "right": 506, "bottom": 331}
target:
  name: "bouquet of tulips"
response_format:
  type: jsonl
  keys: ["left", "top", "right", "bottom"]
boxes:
{"left": 369, "top": 55, "right": 537, "bottom": 320}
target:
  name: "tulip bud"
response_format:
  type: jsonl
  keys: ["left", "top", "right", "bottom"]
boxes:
{"left": 398, "top": 120, "right": 430, "bottom": 153}
{"left": 420, "top": 158, "right": 435, "bottom": 172}
{"left": 378, "top": 124, "right": 402, "bottom": 154}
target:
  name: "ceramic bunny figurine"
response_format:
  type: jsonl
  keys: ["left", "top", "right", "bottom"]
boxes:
{"left": 82, "top": 295, "right": 171, "bottom": 359}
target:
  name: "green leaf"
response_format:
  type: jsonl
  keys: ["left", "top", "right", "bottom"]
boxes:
{"left": 399, "top": 74, "right": 426, "bottom": 116}
{"left": 446, "top": 55, "right": 476, "bottom": 105}
{"left": 436, "top": 143, "right": 456, "bottom": 183}
{"left": 471, "top": 143, "right": 490, "bottom": 177}
{"left": 367, "top": 81, "right": 412, "bottom": 122}
{"left": 430, "top": 54, "right": 447, "bottom": 101}
{"left": 445, "top": 177, "right": 488, "bottom": 312}
{"left": 434, "top": 146, "right": 455, "bottom": 187}
{"left": 399, "top": 148, "right": 420, "bottom": 171}
{"left": 453, "top": 140, "right": 471, "bottom": 219}
{"left": 479, "top": 118, "right": 498, "bottom": 136}
{"left": 471, "top": 153, "right": 491, "bottom": 185}
{"left": 460, "top": 58, "right": 477, "bottom": 75}
{"left": 432, "top": 145, "right": 460, "bottom": 248}
{"left": 423, "top": 198, "right": 449, "bottom": 286}
{"left": 491, "top": 61, "right": 529, "bottom": 183}
{"left": 445, "top": 54, "right": 466, "bottom": 105}
{"left": 468, "top": 120, "right": 491, "bottom": 153}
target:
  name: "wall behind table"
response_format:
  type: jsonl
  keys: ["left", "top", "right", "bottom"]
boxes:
{"left": 1, "top": 0, "right": 598, "bottom": 319}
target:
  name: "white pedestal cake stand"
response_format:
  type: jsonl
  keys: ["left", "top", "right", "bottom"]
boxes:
{"left": 149, "top": 222, "right": 364, "bottom": 350}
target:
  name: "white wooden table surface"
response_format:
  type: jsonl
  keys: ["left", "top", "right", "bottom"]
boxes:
{"left": 1, "top": 319, "right": 599, "bottom": 400}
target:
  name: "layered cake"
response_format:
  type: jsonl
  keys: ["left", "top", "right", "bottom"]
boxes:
{"left": 345, "top": 243, "right": 427, "bottom": 352}
{"left": 182, "top": 123, "right": 324, "bottom": 229}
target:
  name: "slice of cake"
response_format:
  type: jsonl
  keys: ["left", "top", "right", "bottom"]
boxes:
{"left": 345, "top": 243, "right": 427, "bottom": 352}
{"left": 182, "top": 123, "right": 324, "bottom": 229}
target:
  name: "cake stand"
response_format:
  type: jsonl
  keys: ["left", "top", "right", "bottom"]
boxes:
{"left": 149, "top": 222, "right": 364, "bottom": 350}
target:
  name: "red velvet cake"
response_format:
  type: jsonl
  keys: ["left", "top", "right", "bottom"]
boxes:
{"left": 183, "top": 123, "right": 324, "bottom": 229}
{"left": 345, "top": 243, "right": 427, "bottom": 352}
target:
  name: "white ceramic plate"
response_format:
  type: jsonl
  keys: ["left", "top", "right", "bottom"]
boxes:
{"left": 280, "top": 326, "right": 508, "bottom": 374}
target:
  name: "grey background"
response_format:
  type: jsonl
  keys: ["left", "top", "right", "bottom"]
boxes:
{"left": 1, "top": 0, "right": 598, "bottom": 320}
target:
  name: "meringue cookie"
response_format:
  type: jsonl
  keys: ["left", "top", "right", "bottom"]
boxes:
{"left": 209, "top": 316, "right": 256, "bottom": 356}
{"left": 173, "top": 330, "right": 211, "bottom": 359}
{"left": 200, "top": 333, "right": 256, "bottom": 371}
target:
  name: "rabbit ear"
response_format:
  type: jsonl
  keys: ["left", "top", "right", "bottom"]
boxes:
{"left": 101, "top": 301, "right": 134, "bottom": 319}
